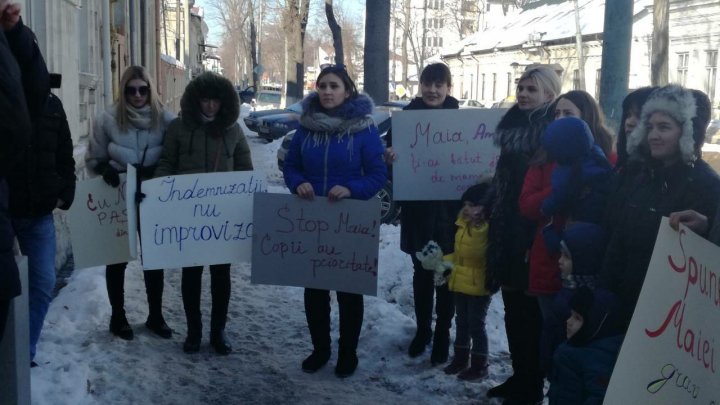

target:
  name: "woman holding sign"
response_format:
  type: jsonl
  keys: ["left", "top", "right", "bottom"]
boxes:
{"left": 598, "top": 85, "right": 720, "bottom": 333}
{"left": 86, "top": 65, "right": 175, "bottom": 341}
{"left": 485, "top": 65, "right": 560, "bottom": 403}
{"left": 154, "top": 71, "right": 252, "bottom": 355}
{"left": 283, "top": 65, "right": 386, "bottom": 377}
{"left": 384, "top": 63, "right": 462, "bottom": 366}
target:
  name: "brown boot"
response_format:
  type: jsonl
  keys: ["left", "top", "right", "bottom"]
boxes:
{"left": 457, "top": 353, "right": 488, "bottom": 381}
{"left": 443, "top": 346, "right": 470, "bottom": 374}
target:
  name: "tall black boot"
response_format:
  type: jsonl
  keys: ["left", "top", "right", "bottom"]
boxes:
{"left": 431, "top": 284, "right": 454, "bottom": 365}
{"left": 302, "top": 288, "right": 331, "bottom": 372}
{"left": 336, "top": 292, "right": 363, "bottom": 378}
{"left": 144, "top": 269, "right": 171, "bottom": 338}
{"left": 487, "top": 290, "right": 529, "bottom": 398}
{"left": 182, "top": 266, "right": 203, "bottom": 353}
{"left": 409, "top": 264, "right": 434, "bottom": 357}
{"left": 209, "top": 264, "right": 232, "bottom": 355}
{"left": 106, "top": 263, "right": 133, "bottom": 340}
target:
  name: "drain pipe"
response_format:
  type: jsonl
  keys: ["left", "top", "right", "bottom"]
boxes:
{"left": 102, "top": 0, "right": 112, "bottom": 107}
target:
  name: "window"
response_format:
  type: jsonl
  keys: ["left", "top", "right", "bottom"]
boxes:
{"left": 506, "top": 72, "right": 512, "bottom": 97}
{"left": 492, "top": 73, "right": 497, "bottom": 100}
{"left": 595, "top": 69, "right": 602, "bottom": 99}
{"left": 706, "top": 50, "right": 718, "bottom": 102}
{"left": 677, "top": 52, "right": 689, "bottom": 86}
{"left": 573, "top": 69, "right": 581, "bottom": 90}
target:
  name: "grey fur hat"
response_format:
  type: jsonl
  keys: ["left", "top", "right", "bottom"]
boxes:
{"left": 626, "top": 85, "right": 711, "bottom": 164}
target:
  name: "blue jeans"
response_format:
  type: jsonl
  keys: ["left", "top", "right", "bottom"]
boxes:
{"left": 453, "top": 293, "right": 491, "bottom": 355}
{"left": 12, "top": 214, "right": 56, "bottom": 360}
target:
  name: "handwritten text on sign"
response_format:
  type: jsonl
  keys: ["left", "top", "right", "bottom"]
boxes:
{"left": 391, "top": 108, "right": 504, "bottom": 200}
{"left": 604, "top": 218, "right": 720, "bottom": 404}
{"left": 251, "top": 193, "right": 380, "bottom": 296}
{"left": 66, "top": 175, "right": 131, "bottom": 269}
{"left": 139, "top": 171, "right": 266, "bottom": 269}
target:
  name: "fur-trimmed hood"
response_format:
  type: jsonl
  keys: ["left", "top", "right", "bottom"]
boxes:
{"left": 626, "top": 85, "right": 711, "bottom": 164}
{"left": 180, "top": 72, "right": 240, "bottom": 130}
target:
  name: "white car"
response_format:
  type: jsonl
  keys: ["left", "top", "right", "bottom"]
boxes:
{"left": 458, "top": 99, "right": 484, "bottom": 108}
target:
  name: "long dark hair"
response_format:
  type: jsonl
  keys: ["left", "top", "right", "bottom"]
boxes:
{"left": 556, "top": 90, "right": 614, "bottom": 158}
{"left": 316, "top": 65, "right": 358, "bottom": 99}
{"left": 617, "top": 87, "right": 657, "bottom": 169}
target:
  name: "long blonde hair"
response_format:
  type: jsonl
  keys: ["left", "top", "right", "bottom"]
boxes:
{"left": 116, "top": 65, "right": 163, "bottom": 131}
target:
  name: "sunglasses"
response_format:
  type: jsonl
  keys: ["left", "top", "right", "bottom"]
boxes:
{"left": 125, "top": 85, "right": 149, "bottom": 97}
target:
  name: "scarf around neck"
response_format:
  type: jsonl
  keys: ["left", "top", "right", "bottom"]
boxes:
{"left": 126, "top": 105, "right": 153, "bottom": 130}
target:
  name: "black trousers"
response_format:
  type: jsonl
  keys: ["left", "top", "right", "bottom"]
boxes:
{"left": 304, "top": 288, "right": 363, "bottom": 354}
{"left": 411, "top": 256, "right": 454, "bottom": 339}
{"left": 501, "top": 288, "right": 544, "bottom": 389}
{"left": 106, "top": 263, "right": 164, "bottom": 318}
{"left": 0, "top": 299, "right": 9, "bottom": 343}
{"left": 181, "top": 264, "right": 231, "bottom": 336}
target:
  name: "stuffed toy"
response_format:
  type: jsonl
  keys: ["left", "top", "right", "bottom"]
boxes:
{"left": 415, "top": 240, "right": 453, "bottom": 286}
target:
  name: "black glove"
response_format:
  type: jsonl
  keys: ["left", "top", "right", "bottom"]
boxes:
{"left": 134, "top": 164, "right": 157, "bottom": 180}
{"left": 135, "top": 191, "right": 146, "bottom": 204}
{"left": 96, "top": 162, "right": 120, "bottom": 188}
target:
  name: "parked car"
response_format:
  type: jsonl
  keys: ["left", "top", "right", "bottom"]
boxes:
{"left": 458, "top": 99, "right": 483, "bottom": 108}
{"left": 256, "top": 102, "right": 304, "bottom": 141}
{"left": 255, "top": 90, "right": 283, "bottom": 109}
{"left": 244, "top": 102, "right": 301, "bottom": 134}
{"left": 277, "top": 108, "right": 399, "bottom": 224}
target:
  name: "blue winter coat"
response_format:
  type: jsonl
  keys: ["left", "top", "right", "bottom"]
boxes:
{"left": 548, "top": 335, "right": 624, "bottom": 405}
{"left": 283, "top": 93, "right": 387, "bottom": 200}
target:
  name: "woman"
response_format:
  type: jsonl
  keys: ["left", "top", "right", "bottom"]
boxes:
{"left": 485, "top": 65, "right": 561, "bottom": 403}
{"left": 385, "top": 63, "right": 462, "bottom": 366}
{"left": 86, "top": 65, "right": 175, "bottom": 341}
{"left": 519, "top": 91, "right": 613, "bottom": 371}
{"left": 283, "top": 65, "right": 386, "bottom": 378}
{"left": 615, "top": 87, "right": 657, "bottom": 172}
{"left": 599, "top": 85, "right": 720, "bottom": 332}
{"left": 154, "top": 71, "right": 251, "bottom": 355}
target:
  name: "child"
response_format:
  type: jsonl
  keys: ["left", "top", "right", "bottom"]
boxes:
{"left": 548, "top": 287, "right": 623, "bottom": 404}
{"left": 442, "top": 181, "right": 495, "bottom": 381}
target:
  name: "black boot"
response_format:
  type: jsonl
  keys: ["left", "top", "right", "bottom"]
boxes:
{"left": 109, "top": 312, "right": 133, "bottom": 340}
{"left": 430, "top": 328, "right": 450, "bottom": 365}
{"left": 303, "top": 288, "right": 332, "bottom": 372}
{"left": 409, "top": 268, "right": 434, "bottom": 357}
{"left": 487, "top": 375, "right": 519, "bottom": 398}
{"left": 443, "top": 346, "right": 470, "bottom": 374}
{"left": 144, "top": 269, "right": 171, "bottom": 338}
{"left": 335, "top": 349, "right": 358, "bottom": 378}
{"left": 182, "top": 266, "right": 203, "bottom": 353}
{"left": 210, "top": 264, "right": 232, "bottom": 355}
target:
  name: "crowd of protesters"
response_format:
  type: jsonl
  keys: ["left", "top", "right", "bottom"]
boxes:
{"left": 2, "top": 2, "right": 720, "bottom": 403}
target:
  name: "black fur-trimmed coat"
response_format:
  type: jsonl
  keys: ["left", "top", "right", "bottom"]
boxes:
{"left": 487, "top": 104, "right": 554, "bottom": 291}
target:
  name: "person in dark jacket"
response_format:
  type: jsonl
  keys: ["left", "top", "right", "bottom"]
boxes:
{"left": 599, "top": 85, "right": 720, "bottom": 333}
{"left": 87, "top": 65, "right": 175, "bottom": 341}
{"left": 614, "top": 87, "right": 657, "bottom": 172}
{"left": 283, "top": 65, "right": 386, "bottom": 378}
{"left": 485, "top": 65, "right": 561, "bottom": 403}
{"left": 8, "top": 75, "right": 77, "bottom": 361}
{"left": 548, "top": 287, "right": 623, "bottom": 405}
{"left": 0, "top": 10, "right": 31, "bottom": 341}
{"left": 155, "top": 71, "right": 252, "bottom": 356}
{"left": 384, "top": 63, "right": 462, "bottom": 365}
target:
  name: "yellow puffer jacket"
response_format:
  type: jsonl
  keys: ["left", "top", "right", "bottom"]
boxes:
{"left": 445, "top": 217, "right": 490, "bottom": 296}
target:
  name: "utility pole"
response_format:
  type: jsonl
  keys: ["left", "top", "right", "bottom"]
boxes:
{"left": 573, "top": 0, "right": 585, "bottom": 90}
{"left": 651, "top": 0, "right": 669, "bottom": 85}
{"left": 599, "top": 0, "right": 633, "bottom": 130}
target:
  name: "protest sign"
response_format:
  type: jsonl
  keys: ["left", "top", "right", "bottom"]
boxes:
{"left": 251, "top": 193, "right": 381, "bottom": 296}
{"left": 139, "top": 171, "right": 266, "bottom": 269}
{"left": 125, "top": 165, "right": 138, "bottom": 258}
{"left": 605, "top": 218, "right": 720, "bottom": 404}
{"left": 66, "top": 174, "right": 131, "bottom": 269}
{"left": 391, "top": 108, "right": 503, "bottom": 200}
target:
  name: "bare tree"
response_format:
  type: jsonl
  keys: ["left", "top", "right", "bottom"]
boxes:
{"left": 325, "top": 0, "right": 344, "bottom": 65}
{"left": 651, "top": 0, "right": 669, "bottom": 85}
{"left": 283, "top": 0, "right": 311, "bottom": 104}
{"left": 364, "top": 0, "right": 390, "bottom": 103}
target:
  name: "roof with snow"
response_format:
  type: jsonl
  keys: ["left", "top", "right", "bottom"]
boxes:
{"left": 442, "top": 0, "right": 652, "bottom": 57}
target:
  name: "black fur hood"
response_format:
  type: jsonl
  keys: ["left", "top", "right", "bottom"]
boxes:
{"left": 180, "top": 72, "right": 239, "bottom": 130}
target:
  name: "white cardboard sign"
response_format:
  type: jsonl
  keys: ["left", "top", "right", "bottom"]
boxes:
{"left": 251, "top": 193, "right": 381, "bottom": 296}
{"left": 605, "top": 218, "right": 720, "bottom": 404}
{"left": 66, "top": 174, "right": 131, "bottom": 269}
{"left": 391, "top": 108, "right": 504, "bottom": 200}
{"left": 138, "top": 171, "right": 266, "bottom": 269}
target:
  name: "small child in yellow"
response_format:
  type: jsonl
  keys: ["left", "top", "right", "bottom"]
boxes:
{"left": 443, "top": 181, "right": 495, "bottom": 381}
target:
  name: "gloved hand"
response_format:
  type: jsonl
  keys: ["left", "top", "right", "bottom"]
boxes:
{"left": 96, "top": 162, "right": 120, "bottom": 188}
{"left": 134, "top": 164, "right": 157, "bottom": 180}
{"left": 135, "top": 191, "right": 146, "bottom": 204}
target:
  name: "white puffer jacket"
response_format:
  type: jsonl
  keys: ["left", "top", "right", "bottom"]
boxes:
{"left": 86, "top": 107, "right": 175, "bottom": 172}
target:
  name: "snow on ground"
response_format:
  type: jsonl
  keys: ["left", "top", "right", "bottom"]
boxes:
{"left": 31, "top": 132, "right": 513, "bottom": 404}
